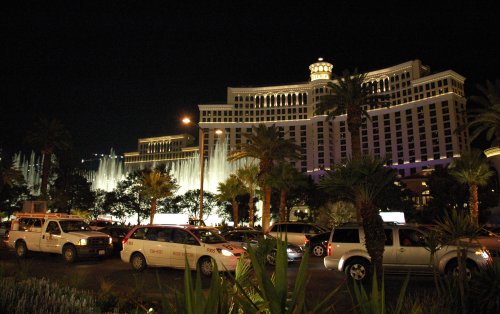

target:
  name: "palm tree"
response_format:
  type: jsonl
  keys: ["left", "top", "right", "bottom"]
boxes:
{"left": 0, "top": 158, "right": 24, "bottom": 193}
{"left": 319, "top": 155, "right": 397, "bottom": 279}
{"left": 236, "top": 164, "right": 259, "bottom": 228}
{"left": 216, "top": 174, "right": 245, "bottom": 227}
{"left": 139, "top": 168, "right": 178, "bottom": 224}
{"left": 25, "top": 118, "right": 71, "bottom": 198}
{"left": 228, "top": 124, "right": 300, "bottom": 232}
{"left": 461, "top": 79, "right": 500, "bottom": 146}
{"left": 449, "top": 150, "right": 494, "bottom": 225}
{"left": 316, "top": 69, "right": 389, "bottom": 158}
{"left": 267, "top": 161, "right": 308, "bottom": 222}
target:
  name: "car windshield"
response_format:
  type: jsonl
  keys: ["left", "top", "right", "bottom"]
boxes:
{"left": 59, "top": 220, "right": 92, "bottom": 232}
{"left": 191, "top": 229, "right": 227, "bottom": 244}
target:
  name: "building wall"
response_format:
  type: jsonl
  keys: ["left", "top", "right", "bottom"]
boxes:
{"left": 198, "top": 59, "right": 467, "bottom": 177}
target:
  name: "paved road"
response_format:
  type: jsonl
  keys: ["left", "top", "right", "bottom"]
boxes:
{"left": 0, "top": 240, "right": 434, "bottom": 311}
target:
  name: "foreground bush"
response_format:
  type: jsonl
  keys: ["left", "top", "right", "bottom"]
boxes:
{"left": 0, "top": 277, "right": 98, "bottom": 314}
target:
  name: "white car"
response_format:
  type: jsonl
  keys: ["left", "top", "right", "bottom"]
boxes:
{"left": 121, "top": 225, "right": 246, "bottom": 276}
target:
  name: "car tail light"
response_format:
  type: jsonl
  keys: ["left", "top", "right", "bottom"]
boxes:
{"left": 122, "top": 228, "right": 135, "bottom": 245}
{"left": 327, "top": 243, "right": 332, "bottom": 256}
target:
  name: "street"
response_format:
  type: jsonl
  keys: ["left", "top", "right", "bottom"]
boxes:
{"left": 0, "top": 241, "right": 435, "bottom": 311}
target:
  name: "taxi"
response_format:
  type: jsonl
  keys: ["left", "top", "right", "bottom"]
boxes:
{"left": 120, "top": 224, "right": 246, "bottom": 276}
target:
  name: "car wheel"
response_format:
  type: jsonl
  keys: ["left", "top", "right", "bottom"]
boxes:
{"left": 131, "top": 253, "right": 147, "bottom": 271}
{"left": 199, "top": 257, "right": 214, "bottom": 277}
{"left": 63, "top": 245, "right": 77, "bottom": 263}
{"left": 446, "top": 260, "right": 477, "bottom": 280}
{"left": 15, "top": 241, "right": 28, "bottom": 258}
{"left": 266, "top": 250, "right": 277, "bottom": 265}
{"left": 345, "top": 258, "right": 370, "bottom": 281}
{"left": 312, "top": 244, "right": 325, "bottom": 257}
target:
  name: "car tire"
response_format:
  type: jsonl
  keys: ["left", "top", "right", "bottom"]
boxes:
{"left": 199, "top": 257, "right": 214, "bottom": 277}
{"left": 63, "top": 245, "right": 77, "bottom": 263}
{"left": 131, "top": 252, "right": 147, "bottom": 271}
{"left": 312, "top": 244, "right": 325, "bottom": 257}
{"left": 344, "top": 258, "right": 370, "bottom": 281}
{"left": 15, "top": 241, "right": 28, "bottom": 258}
{"left": 446, "top": 259, "right": 477, "bottom": 280}
{"left": 266, "top": 250, "right": 277, "bottom": 265}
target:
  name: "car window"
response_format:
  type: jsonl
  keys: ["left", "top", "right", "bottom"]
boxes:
{"left": 271, "top": 224, "right": 287, "bottom": 232}
{"left": 172, "top": 229, "right": 199, "bottom": 245}
{"left": 59, "top": 220, "right": 91, "bottom": 232}
{"left": 332, "top": 228, "right": 360, "bottom": 243}
{"left": 46, "top": 221, "right": 61, "bottom": 235}
{"left": 145, "top": 227, "right": 172, "bottom": 242}
{"left": 384, "top": 229, "right": 393, "bottom": 246}
{"left": 287, "top": 224, "right": 304, "bottom": 233}
{"left": 399, "top": 228, "right": 425, "bottom": 247}
{"left": 131, "top": 227, "right": 147, "bottom": 240}
{"left": 191, "top": 229, "right": 226, "bottom": 244}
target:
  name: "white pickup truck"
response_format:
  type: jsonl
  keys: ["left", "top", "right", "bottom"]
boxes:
{"left": 7, "top": 212, "right": 113, "bottom": 263}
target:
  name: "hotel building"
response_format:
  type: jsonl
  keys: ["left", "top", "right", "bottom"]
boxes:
{"left": 124, "top": 134, "right": 198, "bottom": 170}
{"left": 198, "top": 59, "right": 468, "bottom": 178}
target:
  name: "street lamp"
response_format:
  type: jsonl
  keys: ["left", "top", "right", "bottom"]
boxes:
{"left": 182, "top": 118, "right": 224, "bottom": 222}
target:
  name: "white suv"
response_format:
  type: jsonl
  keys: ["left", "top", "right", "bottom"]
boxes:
{"left": 121, "top": 225, "right": 246, "bottom": 276}
{"left": 323, "top": 224, "right": 492, "bottom": 281}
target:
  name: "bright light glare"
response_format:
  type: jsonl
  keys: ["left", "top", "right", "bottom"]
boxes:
{"left": 215, "top": 129, "right": 223, "bottom": 135}
{"left": 182, "top": 117, "right": 191, "bottom": 124}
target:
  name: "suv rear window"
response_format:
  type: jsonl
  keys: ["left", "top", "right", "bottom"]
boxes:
{"left": 332, "top": 229, "right": 360, "bottom": 243}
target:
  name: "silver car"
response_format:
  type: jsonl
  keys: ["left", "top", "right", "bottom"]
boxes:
{"left": 323, "top": 224, "right": 492, "bottom": 281}
{"left": 222, "top": 229, "right": 303, "bottom": 265}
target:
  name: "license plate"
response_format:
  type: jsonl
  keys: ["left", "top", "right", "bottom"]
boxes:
{"left": 99, "top": 250, "right": 105, "bottom": 255}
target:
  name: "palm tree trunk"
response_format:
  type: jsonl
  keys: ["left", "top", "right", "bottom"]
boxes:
{"left": 149, "top": 198, "right": 157, "bottom": 225}
{"left": 350, "top": 129, "right": 362, "bottom": 158}
{"left": 248, "top": 193, "right": 255, "bottom": 228}
{"left": 232, "top": 199, "right": 239, "bottom": 227}
{"left": 360, "top": 203, "right": 385, "bottom": 282}
{"left": 470, "top": 184, "right": 479, "bottom": 225}
{"left": 262, "top": 185, "right": 272, "bottom": 232}
{"left": 279, "top": 190, "right": 286, "bottom": 222}
{"left": 40, "top": 152, "right": 51, "bottom": 198}
{"left": 347, "top": 108, "right": 362, "bottom": 158}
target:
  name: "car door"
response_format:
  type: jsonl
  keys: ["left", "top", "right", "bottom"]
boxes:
{"left": 395, "top": 228, "right": 431, "bottom": 272}
{"left": 143, "top": 227, "right": 171, "bottom": 266}
{"left": 381, "top": 228, "right": 399, "bottom": 270}
{"left": 170, "top": 229, "right": 199, "bottom": 268}
{"left": 40, "top": 221, "right": 62, "bottom": 253}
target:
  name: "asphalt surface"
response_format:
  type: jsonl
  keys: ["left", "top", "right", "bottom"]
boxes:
{"left": 0, "top": 238, "right": 435, "bottom": 312}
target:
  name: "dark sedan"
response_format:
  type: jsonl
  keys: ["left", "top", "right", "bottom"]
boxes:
{"left": 306, "top": 231, "right": 331, "bottom": 257}
{"left": 98, "top": 225, "right": 131, "bottom": 254}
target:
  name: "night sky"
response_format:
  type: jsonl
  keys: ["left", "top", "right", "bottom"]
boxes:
{"left": 2, "top": 1, "right": 499, "bottom": 162}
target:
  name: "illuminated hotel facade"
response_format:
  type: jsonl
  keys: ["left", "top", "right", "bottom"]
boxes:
{"left": 198, "top": 59, "right": 468, "bottom": 178}
{"left": 124, "top": 134, "right": 198, "bottom": 170}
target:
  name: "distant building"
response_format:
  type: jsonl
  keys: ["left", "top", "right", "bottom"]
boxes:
{"left": 197, "top": 59, "right": 468, "bottom": 179}
{"left": 124, "top": 134, "right": 198, "bottom": 171}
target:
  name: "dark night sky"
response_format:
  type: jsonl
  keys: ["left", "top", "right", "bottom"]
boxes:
{"left": 1, "top": 1, "right": 499, "bottom": 162}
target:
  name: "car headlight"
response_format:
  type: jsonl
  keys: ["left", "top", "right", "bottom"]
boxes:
{"left": 109, "top": 237, "right": 113, "bottom": 245}
{"left": 287, "top": 248, "right": 293, "bottom": 253}
{"left": 217, "top": 248, "right": 234, "bottom": 256}
{"left": 78, "top": 239, "right": 87, "bottom": 246}
{"left": 475, "top": 249, "right": 490, "bottom": 259}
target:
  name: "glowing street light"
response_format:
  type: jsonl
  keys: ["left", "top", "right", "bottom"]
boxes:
{"left": 182, "top": 117, "right": 223, "bottom": 222}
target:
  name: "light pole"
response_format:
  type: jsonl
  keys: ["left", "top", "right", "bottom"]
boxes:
{"left": 182, "top": 117, "right": 205, "bottom": 222}
{"left": 182, "top": 118, "right": 224, "bottom": 223}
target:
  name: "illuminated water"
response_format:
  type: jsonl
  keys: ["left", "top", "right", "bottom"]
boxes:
{"left": 13, "top": 151, "right": 42, "bottom": 196}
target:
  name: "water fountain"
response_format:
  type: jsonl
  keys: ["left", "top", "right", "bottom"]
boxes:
{"left": 13, "top": 151, "right": 42, "bottom": 196}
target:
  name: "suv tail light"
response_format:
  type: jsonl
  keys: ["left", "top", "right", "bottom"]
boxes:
{"left": 327, "top": 243, "right": 332, "bottom": 256}
{"left": 122, "top": 228, "right": 135, "bottom": 245}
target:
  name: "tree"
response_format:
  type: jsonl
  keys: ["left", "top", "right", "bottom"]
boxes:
{"left": 449, "top": 150, "right": 495, "bottom": 225}
{"left": 267, "top": 161, "right": 308, "bottom": 222}
{"left": 0, "top": 158, "right": 24, "bottom": 194}
{"left": 319, "top": 155, "right": 397, "bottom": 279}
{"left": 176, "top": 189, "right": 222, "bottom": 221}
{"left": 316, "top": 69, "right": 389, "bottom": 158}
{"left": 228, "top": 124, "right": 300, "bottom": 232}
{"left": 236, "top": 164, "right": 259, "bottom": 227}
{"left": 138, "top": 168, "right": 178, "bottom": 224}
{"left": 25, "top": 118, "right": 71, "bottom": 198}
{"left": 217, "top": 174, "right": 245, "bottom": 227}
{"left": 49, "top": 172, "right": 95, "bottom": 214}
{"left": 461, "top": 79, "right": 500, "bottom": 146}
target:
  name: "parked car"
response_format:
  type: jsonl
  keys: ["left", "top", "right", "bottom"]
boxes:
{"left": 89, "top": 220, "right": 115, "bottom": 231}
{"left": 121, "top": 225, "right": 246, "bottom": 276}
{"left": 306, "top": 231, "right": 330, "bottom": 257}
{"left": 221, "top": 229, "right": 303, "bottom": 265}
{"left": 323, "top": 223, "right": 492, "bottom": 281}
{"left": 98, "top": 225, "right": 131, "bottom": 253}
{"left": 268, "top": 222, "right": 328, "bottom": 248}
{"left": 0, "top": 220, "right": 11, "bottom": 237}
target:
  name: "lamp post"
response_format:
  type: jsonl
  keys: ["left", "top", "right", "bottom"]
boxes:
{"left": 182, "top": 117, "right": 205, "bottom": 222}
